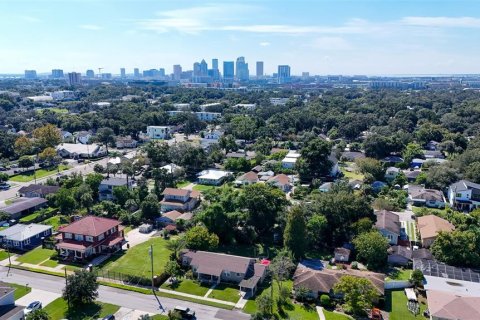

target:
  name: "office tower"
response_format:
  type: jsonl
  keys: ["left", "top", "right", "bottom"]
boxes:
{"left": 120, "top": 68, "right": 126, "bottom": 78}
{"left": 235, "top": 56, "right": 249, "bottom": 81}
{"left": 67, "top": 72, "right": 81, "bottom": 86}
{"left": 256, "top": 61, "right": 264, "bottom": 77}
{"left": 199, "top": 59, "right": 208, "bottom": 76}
{"left": 159, "top": 68, "right": 165, "bottom": 77}
{"left": 24, "top": 70, "right": 37, "bottom": 79}
{"left": 173, "top": 64, "right": 182, "bottom": 80}
{"left": 277, "top": 65, "right": 291, "bottom": 84}
{"left": 102, "top": 73, "right": 112, "bottom": 79}
{"left": 193, "top": 62, "right": 201, "bottom": 77}
{"left": 302, "top": 72, "right": 310, "bottom": 80}
{"left": 51, "top": 69, "right": 64, "bottom": 78}
{"left": 212, "top": 59, "right": 218, "bottom": 71}
{"left": 86, "top": 69, "right": 95, "bottom": 78}
{"left": 223, "top": 61, "right": 234, "bottom": 81}
{"left": 134, "top": 68, "right": 140, "bottom": 78}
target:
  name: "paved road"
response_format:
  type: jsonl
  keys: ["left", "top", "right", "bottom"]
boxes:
{"left": 0, "top": 267, "right": 249, "bottom": 320}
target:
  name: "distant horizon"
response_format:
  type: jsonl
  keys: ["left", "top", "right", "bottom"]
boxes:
{"left": 2, "top": 1, "right": 480, "bottom": 74}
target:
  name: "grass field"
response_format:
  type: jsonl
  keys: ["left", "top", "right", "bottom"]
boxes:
{"left": 411, "top": 206, "right": 446, "bottom": 215}
{"left": 324, "top": 310, "right": 352, "bottom": 320}
{"left": 0, "top": 250, "right": 10, "bottom": 261}
{"left": 9, "top": 283, "right": 32, "bottom": 300}
{"left": 43, "top": 215, "right": 69, "bottom": 231}
{"left": 16, "top": 248, "right": 56, "bottom": 265}
{"left": 244, "top": 281, "right": 319, "bottom": 320}
{"left": 44, "top": 298, "right": 119, "bottom": 320}
{"left": 10, "top": 165, "right": 70, "bottom": 182}
{"left": 19, "top": 211, "right": 42, "bottom": 223}
{"left": 386, "top": 268, "right": 412, "bottom": 281}
{"left": 385, "top": 290, "right": 427, "bottom": 320}
{"left": 216, "top": 243, "right": 279, "bottom": 259}
{"left": 192, "top": 184, "right": 216, "bottom": 192}
{"left": 99, "top": 237, "right": 171, "bottom": 279}
{"left": 208, "top": 283, "right": 240, "bottom": 303}
{"left": 40, "top": 259, "right": 59, "bottom": 268}
{"left": 176, "top": 180, "right": 191, "bottom": 188}
{"left": 161, "top": 279, "right": 210, "bottom": 296}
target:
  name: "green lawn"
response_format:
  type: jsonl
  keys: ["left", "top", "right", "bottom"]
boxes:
{"left": 161, "top": 279, "right": 210, "bottom": 296}
{"left": 216, "top": 243, "right": 279, "bottom": 259}
{"left": 324, "top": 310, "right": 352, "bottom": 320}
{"left": 0, "top": 250, "right": 10, "bottom": 261}
{"left": 151, "top": 315, "right": 169, "bottom": 320}
{"left": 192, "top": 184, "right": 216, "bottom": 192}
{"left": 10, "top": 165, "right": 70, "bottom": 182}
{"left": 244, "top": 281, "right": 319, "bottom": 320}
{"left": 40, "top": 259, "right": 59, "bottom": 268}
{"left": 208, "top": 283, "right": 240, "bottom": 303}
{"left": 38, "top": 107, "right": 69, "bottom": 114}
{"left": 411, "top": 206, "right": 446, "bottom": 215}
{"left": 176, "top": 180, "right": 191, "bottom": 188}
{"left": 43, "top": 215, "right": 69, "bottom": 231}
{"left": 385, "top": 290, "right": 427, "bottom": 320}
{"left": 19, "top": 211, "right": 42, "bottom": 223}
{"left": 16, "top": 248, "right": 56, "bottom": 265}
{"left": 44, "top": 298, "right": 119, "bottom": 320}
{"left": 386, "top": 268, "right": 412, "bottom": 281}
{"left": 99, "top": 237, "right": 171, "bottom": 279}
{"left": 9, "top": 283, "right": 32, "bottom": 300}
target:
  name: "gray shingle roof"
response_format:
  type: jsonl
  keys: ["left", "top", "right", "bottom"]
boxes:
{"left": 1, "top": 197, "right": 47, "bottom": 215}
{"left": 375, "top": 210, "right": 401, "bottom": 235}
{"left": 101, "top": 177, "right": 128, "bottom": 186}
{"left": 450, "top": 180, "right": 480, "bottom": 192}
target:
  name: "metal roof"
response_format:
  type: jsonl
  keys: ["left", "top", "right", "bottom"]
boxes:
{"left": 0, "top": 224, "right": 51, "bottom": 241}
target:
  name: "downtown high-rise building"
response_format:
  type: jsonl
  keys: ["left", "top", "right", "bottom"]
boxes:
{"left": 211, "top": 58, "right": 220, "bottom": 80}
{"left": 235, "top": 56, "right": 249, "bottom": 81}
{"left": 277, "top": 65, "right": 291, "bottom": 84}
{"left": 86, "top": 69, "right": 95, "bottom": 78}
{"left": 173, "top": 64, "right": 182, "bottom": 80}
{"left": 67, "top": 72, "right": 82, "bottom": 86}
{"left": 51, "top": 69, "right": 64, "bottom": 78}
{"left": 159, "top": 68, "right": 165, "bottom": 77}
{"left": 223, "top": 61, "right": 234, "bottom": 82}
{"left": 212, "top": 59, "right": 218, "bottom": 71}
{"left": 120, "top": 68, "right": 126, "bottom": 78}
{"left": 134, "top": 68, "right": 140, "bottom": 78}
{"left": 199, "top": 59, "right": 208, "bottom": 76}
{"left": 256, "top": 61, "right": 264, "bottom": 77}
{"left": 24, "top": 70, "right": 37, "bottom": 79}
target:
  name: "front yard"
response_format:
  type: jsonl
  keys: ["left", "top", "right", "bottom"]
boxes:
{"left": 43, "top": 298, "right": 119, "bottom": 320}
{"left": 16, "top": 248, "right": 56, "bottom": 265}
{"left": 9, "top": 165, "right": 70, "bottom": 182}
{"left": 207, "top": 283, "right": 241, "bottom": 303}
{"left": 9, "top": 283, "right": 32, "bottom": 300}
{"left": 192, "top": 184, "right": 216, "bottom": 192}
{"left": 161, "top": 278, "right": 210, "bottom": 296}
{"left": 323, "top": 310, "right": 352, "bottom": 320}
{"left": 385, "top": 290, "right": 427, "bottom": 320}
{"left": 99, "top": 237, "right": 171, "bottom": 281}
{"left": 244, "top": 280, "right": 319, "bottom": 320}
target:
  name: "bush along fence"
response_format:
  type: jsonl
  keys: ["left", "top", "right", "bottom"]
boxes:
{"left": 20, "top": 207, "right": 58, "bottom": 223}
{"left": 92, "top": 269, "right": 169, "bottom": 288}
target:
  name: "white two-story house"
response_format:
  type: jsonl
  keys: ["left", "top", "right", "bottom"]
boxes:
{"left": 146, "top": 126, "right": 171, "bottom": 140}
{"left": 160, "top": 188, "right": 200, "bottom": 213}
{"left": 448, "top": 180, "right": 480, "bottom": 212}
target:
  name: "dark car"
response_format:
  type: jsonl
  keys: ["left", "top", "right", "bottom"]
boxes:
{"left": 0, "top": 184, "right": 10, "bottom": 191}
{"left": 77, "top": 159, "right": 85, "bottom": 163}
{"left": 173, "top": 306, "right": 195, "bottom": 319}
{"left": 102, "top": 315, "right": 115, "bottom": 320}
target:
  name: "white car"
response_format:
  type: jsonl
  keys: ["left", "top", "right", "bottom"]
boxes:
{"left": 24, "top": 301, "right": 42, "bottom": 314}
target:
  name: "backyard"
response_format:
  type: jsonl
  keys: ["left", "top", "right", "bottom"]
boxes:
{"left": 339, "top": 162, "right": 364, "bottom": 181}
{"left": 244, "top": 280, "right": 319, "bottom": 320}
{"left": 192, "top": 184, "right": 216, "bottom": 192}
{"left": 323, "top": 310, "right": 352, "bottom": 320}
{"left": 43, "top": 215, "right": 69, "bottom": 231}
{"left": 385, "top": 290, "right": 428, "bottom": 320}
{"left": 386, "top": 268, "right": 412, "bottom": 281}
{"left": 43, "top": 298, "right": 119, "bottom": 320}
{"left": 99, "top": 237, "right": 171, "bottom": 281}
{"left": 9, "top": 165, "right": 70, "bottom": 183}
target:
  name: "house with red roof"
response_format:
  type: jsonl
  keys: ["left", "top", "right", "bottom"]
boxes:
{"left": 55, "top": 216, "right": 125, "bottom": 261}
{"left": 160, "top": 188, "right": 200, "bottom": 213}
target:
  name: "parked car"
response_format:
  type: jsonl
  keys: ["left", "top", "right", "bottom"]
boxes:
{"left": 173, "top": 306, "right": 195, "bottom": 319}
{"left": 77, "top": 159, "right": 85, "bottom": 163}
{"left": 0, "top": 184, "right": 10, "bottom": 190}
{"left": 102, "top": 315, "right": 115, "bottom": 320}
{"left": 0, "top": 167, "right": 6, "bottom": 171}
{"left": 25, "top": 301, "right": 42, "bottom": 314}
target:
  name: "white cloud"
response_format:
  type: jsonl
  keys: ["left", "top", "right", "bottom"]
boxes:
{"left": 80, "top": 24, "right": 103, "bottom": 31}
{"left": 310, "top": 37, "right": 351, "bottom": 50}
{"left": 401, "top": 16, "right": 480, "bottom": 28}
{"left": 259, "top": 41, "right": 271, "bottom": 46}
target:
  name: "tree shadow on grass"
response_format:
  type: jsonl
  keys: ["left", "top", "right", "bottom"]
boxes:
{"left": 66, "top": 302, "right": 102, "bottom": 320}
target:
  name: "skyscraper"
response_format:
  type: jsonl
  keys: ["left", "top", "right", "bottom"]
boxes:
{"left": 199, "top": 59, "right": 208, "bottom": 76}
{"left": 159, "top": 68, "right": 165, "bottom": 77}
{"left": 211, "top": 58, "right": 220, "bottom": 80}
{"left": 173, "top": 64, "right": 182, "bottom": 80}
{"left": 223, "top": 61, "right": 234, "bottom": 82}
{"left": 134, "top": 68, "right": 140, "bottom": 78}
{"left": 51, "top": 69, "right": 64, "bottom": 79}
{"left": 212, "top": 59, "right": 218, "bottom": 71}
{"left": 193, "top": 62, "right": 201, "bottom": 77}
{"left": 235, "top": 56, "right": 249, "bottom": 81}
{"left": 120, "top": 68, "right": 126, "bottom": 78}
{"left": 277, "top": 65, "right": 291, "bottom": 84}
{"left": 86, "top": 69, "right": 95, "bottom": 78}
{"left": 24, "top": 70, "right": 37, "bottom": 79}
{"left": 67, "top": 72, "right": 81, "bottom": 86}
{"left": 256, "top": 61, "right": 264, "bottom": 77}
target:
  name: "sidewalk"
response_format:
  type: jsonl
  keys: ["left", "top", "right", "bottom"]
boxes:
{"left": 16, "top": 288, "right": 60, "bottom": 308}
{"left": 316, "top": 306, "right": 326, "bottom": 320}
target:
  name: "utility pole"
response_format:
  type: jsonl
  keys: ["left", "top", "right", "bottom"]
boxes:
{"left": 149, "top": 245, "right": 165, "bottom": 312}
{"left": 65, "top": 268, "right": 70, "bottom": 310}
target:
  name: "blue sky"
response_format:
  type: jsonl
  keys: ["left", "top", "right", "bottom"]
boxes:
{"left": 1, "top": 0, "right": 480, "bottom": 75}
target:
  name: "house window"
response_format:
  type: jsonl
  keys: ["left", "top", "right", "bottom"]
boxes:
{"left": 13, "top": 241, "right": 19, "bottom": 247}
{"left": 456, "top": 193, "right": 462, "bottom": 198}
{"left": 224, "top": 271, "right": 231, "bottom": 277}
{"left": 387, "top": 234, "right": 393, "bottom": 241}
{"left": 86, "top": 236, "right": 94, "bottom": 242}
{"left": 64, "top": 233, "right": 72, "bottom": 239}
{"left": 25, "top": 238, "right": 30, "bottom": 245}
{"left": 44, "top": 230, "right": 49, "bottom": 236}
{"left": 236, "top": 273, "right": 241, "bottom": 276}
{"left": 98, "top": 234, "right": 105, "bottom": 241}
{"left": 74, "top": 234, "right": 84, "bottom": 241}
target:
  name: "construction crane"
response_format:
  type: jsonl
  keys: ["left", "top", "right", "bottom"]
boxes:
{"left": 98, "top": 67, "right": 103, "bottom": 78}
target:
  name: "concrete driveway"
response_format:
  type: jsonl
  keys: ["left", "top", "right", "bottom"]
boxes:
{"left": 114, "top": 307, "right": 156, "bottom": 320}
{"left": 16, "top": 288, "right": 61, "bottom": 308}
{"left": 124, "top": 228, "right": 155, "bottom": 248}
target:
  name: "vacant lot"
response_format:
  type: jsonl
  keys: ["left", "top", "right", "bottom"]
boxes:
{"left": 10, "top": 165, "right": 70, "bottom": 182}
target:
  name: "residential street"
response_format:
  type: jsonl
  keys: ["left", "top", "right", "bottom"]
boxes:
{"left": 0, "top": 266, "right": 250, "bottom": 320}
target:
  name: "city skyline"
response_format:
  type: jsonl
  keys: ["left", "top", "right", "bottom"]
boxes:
{"left": 2, "top": 0, "right": 480, "bottom": 74}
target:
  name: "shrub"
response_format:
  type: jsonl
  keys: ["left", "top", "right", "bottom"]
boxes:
{"left": 320, "top": 294, "right": 331, "bottom": 307}
{"left": 351, "top": 261, "right": 359, "bottom": 269}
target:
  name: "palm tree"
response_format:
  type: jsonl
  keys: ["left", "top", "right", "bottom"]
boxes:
{"left": 121, "top": 161, "right": 135, "bottom": 187}
{"left": 165, "top": 238, "right": 186, "bottom": 261}
{"left": 106, "top": 163, "right": 118, "bottom": 178}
